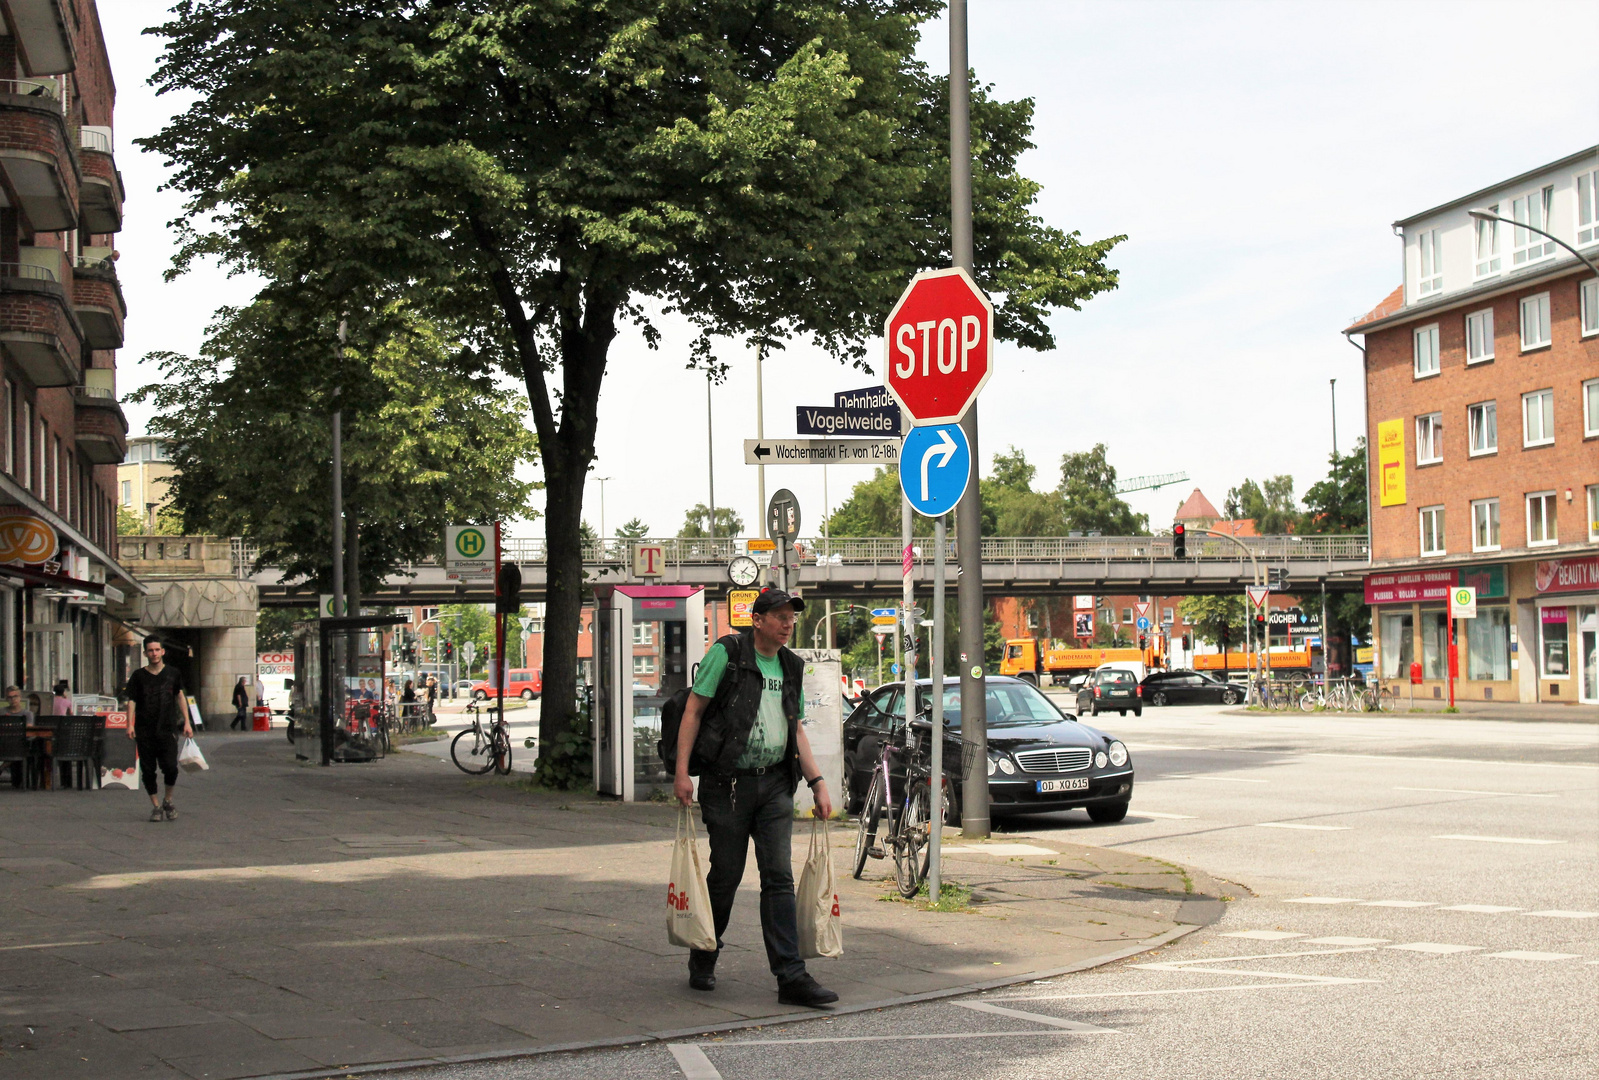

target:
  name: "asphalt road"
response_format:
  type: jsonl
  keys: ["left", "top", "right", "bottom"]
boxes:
{"left": 391, "top": 702, "right": 1598, "bottom": 1080}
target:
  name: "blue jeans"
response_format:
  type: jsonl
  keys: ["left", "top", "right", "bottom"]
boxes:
{"left": 693, "top": 770, "right": 805, "bottom": 984}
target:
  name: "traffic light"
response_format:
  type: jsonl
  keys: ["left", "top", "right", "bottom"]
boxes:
{"left": 496, "top": 561, "right": 523, "bottom": 614}
{"left": 1138, "top": 634, "right": 1147, "bottom": 650}
{"left": 1172, "top": 522, "right": 1186, "bottom": 558}
{"left": 1254, "top": 614, "right": 1266, "bottom": 640}
{"left": 443, "top": 641, "right": 454, "bottom": 663}
{"left": 1182, "top": 633, "right": 1192, "bottom": 651}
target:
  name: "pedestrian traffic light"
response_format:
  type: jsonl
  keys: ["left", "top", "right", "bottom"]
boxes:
{"left": 496, "top": 561, "right": 522, "bottom": 614}
{"left": 1254, "top": 614, "right": 1266, "bottom": 639}
{"left": 1172, "top": 522, "right": 1186, "bottom": 558}
{"left": 1182, "top": 633, "right": 1192, "bottom": 651}
{"left": 1138, "top": 635, "right": 1147, "bottom": 650}
{"left": 443, "top": 641, "right": 454, "bottom": 662}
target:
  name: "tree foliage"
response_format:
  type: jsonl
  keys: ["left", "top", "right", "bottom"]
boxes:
{"left": 1298, "top": 440, "right": 1370, "bottom": 643}
{"left": 1224, "top": 475, "right": 1297, "bottom": 534}
{"left": 614, "top": 517, "right": 651, "bottom": 540}
{"left": 678, "top": 504, "right": 745, "bottom": 538}
{"left": 1180, "top": 594, "right": 1248, "bottom": 650}
{"left": 142, "top": 0, "right": 1125, "bottom": 780}
{"left": 1057, "top": 445, "right": 1147, "bottom": 535}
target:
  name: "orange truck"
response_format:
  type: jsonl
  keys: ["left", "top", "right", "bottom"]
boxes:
{"left": 1193, "top": 648, "right": 1318, "bottom": 674}
{"left": 1000, "top": 638, "right": 1164, "bottom": 685}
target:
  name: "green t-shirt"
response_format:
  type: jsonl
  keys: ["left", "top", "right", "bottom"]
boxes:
{"left": 691, "top": 641, "right": 802, "bottom": 769}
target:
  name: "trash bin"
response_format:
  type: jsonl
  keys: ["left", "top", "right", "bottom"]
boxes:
{"left": 252, "top": 705, "right": 272, "bottom": 732}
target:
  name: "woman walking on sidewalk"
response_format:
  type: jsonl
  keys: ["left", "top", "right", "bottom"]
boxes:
{"left": 231, "top": 677, "right": 250, "bottom": 730}
{"left": 123, "top": 639, "right": 194, "bottom": 822}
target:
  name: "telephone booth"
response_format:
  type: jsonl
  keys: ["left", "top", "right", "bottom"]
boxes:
{"left": 592, "top": 585, "right": 705, "bottom": 800}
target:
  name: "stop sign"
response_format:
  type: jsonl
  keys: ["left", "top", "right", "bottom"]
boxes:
{"left": 883, "top": 267, "right": 994, "bottom": 425}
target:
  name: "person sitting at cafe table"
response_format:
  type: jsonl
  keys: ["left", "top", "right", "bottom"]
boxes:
{"left": 52, "top": 680, "right": 72, "bottom": 716}
{"left": 3, "top": 686, "right": 31, "bottom": 786}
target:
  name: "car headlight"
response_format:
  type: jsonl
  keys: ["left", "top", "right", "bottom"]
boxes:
{"left": 1095, "top": 751, "right": 1108, "bottom": 769}
{"left": 997, "top": 756, "right": 1016, "bottom": 775}
{"left": 987, "top": 754, "right": 998, "bottom": 776}
{"left": 1108, "top": 741, "right": 1128, "bottom": 767}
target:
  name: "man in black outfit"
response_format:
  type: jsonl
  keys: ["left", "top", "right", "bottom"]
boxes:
{"left": 123, "top": 639, "right": 193, "bottom": 822}
{"left": 230, "top": 677, "right": 250, "bottom": 730}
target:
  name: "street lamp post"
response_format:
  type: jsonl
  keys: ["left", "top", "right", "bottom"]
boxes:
{"left": 595, "top": 477, "right": 612, "bottom": 545}
{"left": 1467, "top": 209, "right": 1599, "bottom": 278}
{"left": 813, "top": 605, "right": 874, "bottom": 649}
{"left": 1195, "top": 528, "right": 1266, "bottom": 696}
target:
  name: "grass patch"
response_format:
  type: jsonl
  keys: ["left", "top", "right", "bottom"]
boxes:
{"left": 917, "top": 879, "right": 973, "bottom": 912}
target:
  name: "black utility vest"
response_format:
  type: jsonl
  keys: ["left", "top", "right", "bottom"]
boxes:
{"left": 693, "top": 632, "right": 805, "bottom": 789}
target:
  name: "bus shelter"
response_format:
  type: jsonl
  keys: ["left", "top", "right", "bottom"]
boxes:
{"left": 290, "top": 613, "right": 410, "bottom": 765}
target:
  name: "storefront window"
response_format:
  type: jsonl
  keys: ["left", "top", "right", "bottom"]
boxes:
{"left": 1579, "top": 607, "right": 1597, "bottom": 703}
{"left": 1540, "top": 608, "right": 1569, "bottom": 677}
{"left": 1467, "top": 607, "right": 1510, "bottom": 682}
{"left": 1421, "top": 610, "right": 1449, "bottom": 679}
{"left": 1380, "top": 611, "right": 1413, "bottom": 679}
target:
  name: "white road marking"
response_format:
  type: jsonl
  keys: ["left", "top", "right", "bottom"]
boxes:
{"left": 668, "top": 1044, "right": 721, "bottom": 1080}
{"left": 710, "top": 1030, "right": 1110, "bottom": 1046}
{"left": 1361, "top": 900, "right": 1436, "bottom": 908}
{"left": 1160, "top": 774, "right": 1269, "bottom": 783}
{"left": 1000, "top": 946, "right": 1382, "bottom": 1001}
{"left": 1222, "top": 931, "right": 1306, "bottom": 940}
{"left": 1387, "top": 943, "right": 1483, "bottom": 954}
{"left": 1525, "top": 910, "right": 1599, "bottom": 919}
{"left": 954, "top": 1000, "right": 1117, "bottom": 1033}
{"left": 939, "top": 843, "right": 1058, "bottom": 856}
{"left": 1486, "top": 951, "right": 1583, "bottom": 961}
{"left": 1306, "top": 937, "right": 1390, "bottom": 946}
{"left": 1132, "top": 811, "right": 1197, "bottom": 820}
{"left": 1395, "top": 786, "right": 1558, "bottom": 798}
{"left": 1432, "top": 834, "right": 1565, "bottom": 845}
{"left": 1440, "top": 904, "right": 1523, "bottom": 913}
{"left": 1283, "top": 897, "right": 1363, "bottom": 905}
{"left": 1255, "top": 822, "right": 1352, "bottom": 831}
{"left": 0, "top": 941, "right": 100, "bottom": 951}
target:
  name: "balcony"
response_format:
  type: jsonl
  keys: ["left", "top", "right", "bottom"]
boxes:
{"left": 0, "top": 260, "right": 82, "bottom": 387}
{"left": 73, "top": 384, "right": 127, "bottom": 464}
{"left": 0, "top": 78, "right": 78, "bottom": 232}
{"left": 77, "top": 127, "right": 122, "bottom": 235}
{"left": 0, "top": 0, "right": 76, "bottom": 76}
{"left": 71, "top": 249, "right": 123, "bottom": 349}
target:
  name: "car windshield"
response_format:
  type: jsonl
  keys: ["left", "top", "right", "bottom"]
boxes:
{"left": 1099, "top": 670, "right": 1136, "bottom": 685}
{"left": 924, "top": 680, "right": 1069, "bottom": 727}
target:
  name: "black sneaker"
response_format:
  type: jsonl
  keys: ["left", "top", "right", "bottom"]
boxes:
{"left": 777, "top": 973, "right": 838, "bottom": 1008}
{"left": 149, "top": 806, "right": 165, "bottom": 822}
{"left": 162, "top": 801, "right": 177, "bottom": 821}
{"left": 688, "top": 951, "right": 717, "bottom": 992}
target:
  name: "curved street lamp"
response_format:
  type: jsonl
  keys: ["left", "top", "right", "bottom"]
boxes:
{"left": 1466, "top": 208, "right": 1599, "bottom": 278}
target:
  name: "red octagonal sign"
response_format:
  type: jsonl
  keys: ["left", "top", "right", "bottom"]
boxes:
{"left": 883, "top": 267, "right": 994, "bottom": 425}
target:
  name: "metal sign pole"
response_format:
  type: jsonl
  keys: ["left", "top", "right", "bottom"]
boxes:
{"left": 928, "top": 514, "right": 947, "bottom": 900}
{"left": 901, "top": 483, "right": 916, "bottom": 736}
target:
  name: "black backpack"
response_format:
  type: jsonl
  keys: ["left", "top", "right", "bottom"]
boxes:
{"left": 658, "top": 633, "right": 744, "bottom": 775}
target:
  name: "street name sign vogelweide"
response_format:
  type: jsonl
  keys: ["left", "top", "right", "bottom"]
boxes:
{"left": 744, "top": 439, "right": 900, "bottom": 465}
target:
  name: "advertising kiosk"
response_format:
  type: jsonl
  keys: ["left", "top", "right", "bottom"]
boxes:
{"left": 591, "top": 585, "right": 705, "bottom": 801}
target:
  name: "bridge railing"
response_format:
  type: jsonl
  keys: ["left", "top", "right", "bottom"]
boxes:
{"left": 232, "top": 534, "right": 1368, "bottom": 578}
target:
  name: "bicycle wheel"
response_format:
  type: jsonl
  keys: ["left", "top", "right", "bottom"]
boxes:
{"left": 853, "top": 772, "right": 885, "bottom": 880}
{"left": 1299, "top": 688, "right": 1319, "bottom": 712}
{"left": 894, "top": 781, "right": 931, "bottom": 899}
{"left": 1377, "top": 686, "right": 1397, "bottom": 713}
{"left": 450, "top": 728, "right": 495, "bottom": 774}
{"left": 493, "top": 730, "right": 513, "bottom": 775}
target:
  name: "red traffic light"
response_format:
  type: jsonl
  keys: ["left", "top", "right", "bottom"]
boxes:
{"left": 1172, "top": 522, "right": 1186, "bottom": 558}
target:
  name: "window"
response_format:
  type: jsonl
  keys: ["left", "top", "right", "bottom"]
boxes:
{"left": 1520, "top": 292, "right": 1551, "bottom": 350}
{"left": 1583, "top": 279, "right": 1599, "bottom": 337}
{"left": 1527, "top": 491, "right": 1557, "bottom": 546}
{"left": 51, "top": 436, "right": 59, "bottom": 510}
{"left": 1468, "top": 401, "right": 1497, "bottom": 455}
{"left": 20, "top": 401, "right": 30, "bottom": 487}
{"left": 1511, "top": 185, "right": 1555, "bottom": 266}
{"left": 120, "top": 479, "right": 131, "bottom": 505}
{"left": 1415, "top": 413, "right": 1443, "bottom": 464}
{"left": 1419, "top": 505, "right": 1445, "bottom": 555}
{"left": 1467, "top": 608, "right": 1511, "bottom": 682}
{"left": 1540, "top": 607, "right": 1569, "bottom": 677}
{"left": 1581, "top": 169, "right": 1599, "bottom": 246}
{"left": 632, "top": 654, "right": 656, "bottom": 676}
{"left": 1473, "top": 205, "right": 1501, "bottom": 277}
{"left": 1472, "top": 498, "right": 1500, "bottom": 551}
{"left": 1421, "top": 610, "right": 1449, "bottom": 678}
{"left": 1121, "top": 607, "right": 1133, "bottom": 624}
{"left": 1588, "top": 379, "right": 1599, "bottom": 437}
{"left": 1466, "top": 308, "right": 1494, "bottom": 362}
{"left": 1379, "top": 611, "right": 1413, "bottom": 679}
{"left": 1522, "top": 389, "right": 1554, "bottom": 446}
{"left": 1413, "top": 324, "right": 1440, "bottom": 377}
{"left": 1589, "top": 485, "right": 1599, "bottom": 543}
{"left": 1162, "top": 607, "right": 1174, "bottom": 624}
{"left": 631, "top": 622, "right": 654, "bottom": 645}
{"left": 1417, "top": 228, "right": 1442, "bottom": 296}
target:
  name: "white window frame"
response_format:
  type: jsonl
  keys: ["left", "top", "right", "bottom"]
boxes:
{"left": 1586, "top": 378, "right": 1599, "bottom": 438}
{"left": 120, "top": 479, "right": 131, "bottom": 506}
{"left": 632, "top": 654, "right": 656, "bottom": 676}
{"left": 1474, "top": 205, "right": 1501, "bottom": 278}
{"left": 1466, "top": 308, "right": 1494, "bottom": 363}
{"left": 1582, "top": 279, "right": 1599, "bottom": 337}
{"left": 631, "top": 622, "right": 654, "bottom": 645}
{"left": 1162, "top": 607, "right": 1174, "bottom": 624}
{"left": 1520, "top": 292, "right": 1551, "bottom": 350}
{"left": 1415, "top": 412, "right": 1443, "bottom": 464}
{"left": 1413, "top": 323, "right": 1440, "bottom": 377}
{"left": 1417, "top": 228, "right": 1442, "bottom": 296}
{"left": 1588, "top": 484, "right": 1599, "bottom": 543}
{"left": 1121, "top": 607, "right": 1133, "bottom": 624}
{"left": 20, "top": 401, "right": 30, "bottom": 488}
{"left": 1510, "top": 185, "right": 1556, "bottom": 267}
{"left": 1471, "top": 498, "right": 1501, "bottom": 553}
{"left": 1580, "top": 168, "right": 1599, "bottom": 247}
{"left": 1526, "top": 491, "right": 1558, "bottom": 547}
{"left": 1522, "top": 389, "right": 1554, "bottom": 447}
{"left": 1418, "top": 505, "right": 1445, "bottom": 556}
{"left": 2, "top": 380, "right": 10, "bottom": 476}
{"left": 1467, "top": 400, "right": 1497, "bottom": 456}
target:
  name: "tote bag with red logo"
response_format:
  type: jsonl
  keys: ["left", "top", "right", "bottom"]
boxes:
{"left": 797, "top": 818, "right": 843, "bottom": 959}
{"left": 667, "top": 806, "right": 717, "bottom": 951}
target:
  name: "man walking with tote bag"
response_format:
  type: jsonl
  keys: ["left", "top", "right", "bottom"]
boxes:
{"left": 123, "top": 639, "right": 194, "bottom": 821}
{"left": 673, "top": 588, "right": 838, "bottom": 1008}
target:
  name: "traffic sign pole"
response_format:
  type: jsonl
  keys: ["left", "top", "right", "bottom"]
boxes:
{"left": 928, "top": 514, "right": 947, "bottom": 901}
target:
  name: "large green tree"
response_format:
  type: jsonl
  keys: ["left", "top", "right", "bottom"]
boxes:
{"left": 143, "top": 1, "right": 1123, "bottom": 782}
{"left": 679, "top": 504, "right": 745, "bottom": 538}
{"left": 1224, "top": 475, "right": 1298, "bottom": 534}
{"left": 131, "top": 297, "right": 539, "bottom": 589}
{"left": 1058, "top": 445, "right": 1147, "bottom": 535}
{"left": 1299, "top": 440, "right": 1370, "bottom": 646}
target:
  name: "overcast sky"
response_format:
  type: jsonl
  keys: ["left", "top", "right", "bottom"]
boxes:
{"left": 101, "top": 1, "right": 1599, "bottom": 539}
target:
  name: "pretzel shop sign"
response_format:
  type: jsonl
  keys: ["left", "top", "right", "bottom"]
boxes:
{"left": 0, "top": 510, "right": 58, "bottom": 565}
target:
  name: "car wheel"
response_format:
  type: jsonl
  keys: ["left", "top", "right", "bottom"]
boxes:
{"left": 1087, "top": 800, "right": 1130, "bottom": 824}
{"left": 1118, "top": 709, "right": 1127, "bottom": 716}
{"left": 1151, "top": 690, "right": 1169, "bottom": 707}
{"left": 471, "top": 689, "right": 487, "bottom": 701}
{"left": 1133, "top": 708, "right": 1142, "bottom": 717}
{"left": 1221, "top": 689, "right": 1238, "bottom": 705}
{"left": 1018, "top": 672, "right": 1038, "bottom": 686}
{"left": 1089, "top": 701, "right": 1100, "bottom": 716}
{"left": 520, "top": 689, "right": 534, "bottom": 701}
{"left": 841, "top": 762, "right": 862, "bottom": 814}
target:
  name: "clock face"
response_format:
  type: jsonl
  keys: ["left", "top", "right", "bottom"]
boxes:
{"left": 728, "top": 556, "right": 761, "bottom": 587}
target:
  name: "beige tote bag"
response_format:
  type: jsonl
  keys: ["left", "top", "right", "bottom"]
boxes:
{"left": 667, "top": 806, "right": 718, "bottom": 951}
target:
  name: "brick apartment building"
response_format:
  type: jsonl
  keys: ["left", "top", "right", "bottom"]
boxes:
{"left": 1346, "top": 146, "right": 1598, "bottom": 706}
{"left": 0, "top": 1, "right": 139, "bottom": 696}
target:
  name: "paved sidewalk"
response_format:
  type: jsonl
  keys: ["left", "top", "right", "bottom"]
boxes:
{"left": 0, "top": 734, "right": 1226, "bottom": 1080}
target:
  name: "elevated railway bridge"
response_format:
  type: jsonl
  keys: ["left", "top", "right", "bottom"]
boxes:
{"left": 222, "top": 535, "right": 1371, "bottom": 608}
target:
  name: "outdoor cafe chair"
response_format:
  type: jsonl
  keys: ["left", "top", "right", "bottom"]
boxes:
{"left": 51, "top": 716, "right": 98, "bottom": 790}
{"left": 0, "top": 716, "right": 27, "bottom": 789}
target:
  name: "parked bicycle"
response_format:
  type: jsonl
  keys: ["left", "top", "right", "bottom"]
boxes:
{"left": 450, "top": 703, "right": 512, "bottom": 775}
{"left": 852, "top": 710, "right": 950, "bottom": 899}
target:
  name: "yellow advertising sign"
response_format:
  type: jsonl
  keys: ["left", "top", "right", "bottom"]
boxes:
{"left": 1376, "top": 418, "right": 1406, "bottom": 507}
{"left": 729, "top": 589, "right": 759, "bottom": 627}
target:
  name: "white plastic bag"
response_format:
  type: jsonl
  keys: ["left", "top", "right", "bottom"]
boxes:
{"left": 177, "top": 737, "right": 209, "bottom": 774}
{"left": 797, "top": 818, "right": 843, "bottom": 959}
{"left": 667, "top": 806, "right": 717, "bottom": 951}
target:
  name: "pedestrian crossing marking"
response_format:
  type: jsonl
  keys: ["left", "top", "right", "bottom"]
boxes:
{"left": 1485, "top": 951, "right": 1581, "bottom": 961}
{"left": 1386, "top": 942, "right": 1482, "bottom": 954}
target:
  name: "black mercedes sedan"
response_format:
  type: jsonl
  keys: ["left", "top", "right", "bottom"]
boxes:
{"left": 1141, "top": 669, "right": 1242, "bottom": 707}
{"left": 840, "top": 675, "right": 1134, "bottom": 822}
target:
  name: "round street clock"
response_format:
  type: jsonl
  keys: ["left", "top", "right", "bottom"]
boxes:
{"left": 727, "top": 555, "right": 761, "bottom": 587}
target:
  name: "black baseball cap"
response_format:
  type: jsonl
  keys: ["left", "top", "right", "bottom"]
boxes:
{"left": 751, "top": 587, "right": 805, "bottom": 615}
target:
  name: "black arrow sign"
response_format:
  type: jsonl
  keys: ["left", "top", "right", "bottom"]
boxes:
{"left": 754, "top": 444, "right": 771, "bottom": 459}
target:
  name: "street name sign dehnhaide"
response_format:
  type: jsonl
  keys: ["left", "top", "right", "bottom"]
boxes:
{"left": 744, "top": 438, "right": 900, "bottom": 465}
